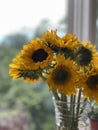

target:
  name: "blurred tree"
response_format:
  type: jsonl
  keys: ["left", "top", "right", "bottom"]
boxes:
{"left": 2, "top": 79, "right": 55, "bottom": 130}
{"left": 57, "top": 16, "right": 68, "bottom": 37}
{"left": 33, "top": 19, "right": 52, "bottom": 38}
{"left": 2, "top": 33, "right": 29, "bottom": 49}
{"left": 0, "top": 45, "right": 17, "bottom": 96}
{"left": 0, "top": 31, "right": 55, "bottom": 129}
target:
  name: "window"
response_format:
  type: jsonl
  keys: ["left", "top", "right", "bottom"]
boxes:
{"left": 67, "top": 0, "right": 97, "bottom": 44}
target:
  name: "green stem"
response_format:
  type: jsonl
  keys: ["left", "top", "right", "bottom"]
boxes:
{"left": 76, "top": 88, "right": 82, "bottom": 126}
{"left": 79, "top": 98, "right": 87, "bottom": 115}
{"left": 72, "top": 95, "right": 76, "bottom": 129}
{"left": 52, "top": 91, "right": 60, "bottom": 100}
{"left": 69, "top": 95, "right": 76, "bottom": 130}
{"left": 61, "top": 93, "right": 67, "bottom": 102}
{"left": 70, "top": 95, "right": 73, "bottom": 129}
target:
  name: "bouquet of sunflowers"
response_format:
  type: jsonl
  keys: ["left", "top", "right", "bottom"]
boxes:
{"left": 9, "top": 30, "right": 98, "bottom": 130}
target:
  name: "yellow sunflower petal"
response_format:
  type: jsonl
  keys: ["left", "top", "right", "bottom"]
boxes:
{"left": 43, "top": 30, "right": 65, "bottom": 48}
{"left": 9, "top": 67, "right": 40, "bottom": 83}
{"left": 62, "top": 33, "right": 81, "bottom": 49}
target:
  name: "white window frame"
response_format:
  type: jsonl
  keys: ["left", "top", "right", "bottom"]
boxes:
{"left": 67, "top": 0, "right": 97, "bottom": 43}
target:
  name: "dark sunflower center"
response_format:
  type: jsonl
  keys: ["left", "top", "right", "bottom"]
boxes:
{"left": 86, "top": 75, "right": 98, "bottom": 89}
{"left": 53, "top": 66, "right": 69, "bottom": 84}
{"left": 61, "top": 47, "right": 74, "bottom": 59}
{"left": 32, "top": 49, "right": 48, "bottom": 62}
{"left": 75, "top": 46, "right": 92, "bottom": 66}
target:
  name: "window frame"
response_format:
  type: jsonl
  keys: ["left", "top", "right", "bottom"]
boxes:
{"left": 67, "top": 0, "right": 97, "bottom": 43}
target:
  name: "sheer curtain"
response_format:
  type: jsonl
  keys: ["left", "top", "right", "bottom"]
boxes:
{"left": 67, "top": 0, "right": 97, "bottom": 43}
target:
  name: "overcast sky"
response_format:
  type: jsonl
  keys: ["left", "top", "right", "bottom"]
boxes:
{"left": 0, "top": 0, "right": 66, "bottom": 36}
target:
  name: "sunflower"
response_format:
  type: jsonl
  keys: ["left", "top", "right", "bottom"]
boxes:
{"left": 9, "top": 57, "right": 40, "bottom": 82}
{"left": 74, "top": 41, "right": 98, "bottom": 67}
{"left": 62, "top": 33, "right": 81, "bottom": 50}
{"left": 60, "top": 33, "right": 81, "bottom": 59}
{"left": 46, "top": 55, "right": 79, "bottom": 95}
{"left": 42, "top": 30, "right": 65, "bottom": 50}
{"left": 62, "top": 33, "right": 77, "bottom": 42}
{"left": 79, "top": 68, "right": 98, "bottom": 103}
{"left": 15, "top": 38, "right": 53, "bottom": 70}
{"left": 9, "top": 68, "right": 40, "bottom": 82}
